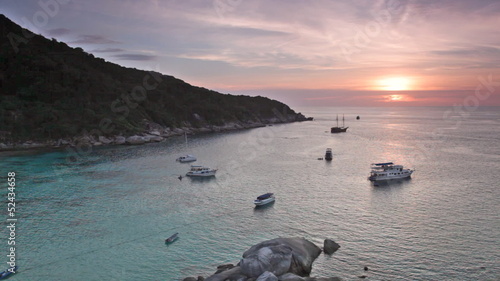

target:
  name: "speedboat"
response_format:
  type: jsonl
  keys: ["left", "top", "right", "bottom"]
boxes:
{"left": 176, "top": 155, "right": 197, "bottom": 163}
{"left": 368, "top": 162, "right": 414, "bottom": 181}
{"left": 254, "top": 193, "right": 275, "bottom": 206}
{"left": 325, "top": 148, "right": 333, "bottom": 161}
{"left": 165, "top": 233, "right": 178, "bottom": 244}
{"left": 186, "top": 165, "right": 217, "bottom": 177}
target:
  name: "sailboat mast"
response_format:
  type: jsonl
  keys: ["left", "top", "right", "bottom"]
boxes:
{"left": 342, "top": 114, "right": 345, "bottom": 127}
{"left": 336, "top": 114, "right": 339, "bottom": 127}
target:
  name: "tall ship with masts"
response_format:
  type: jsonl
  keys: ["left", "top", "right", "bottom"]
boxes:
{"left": 331, "top": 114, "right": 348, "bottom": 133}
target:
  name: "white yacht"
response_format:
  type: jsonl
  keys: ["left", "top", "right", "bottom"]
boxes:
{"left": 254, "top": 193, "right": 275, "bottom": 206}
{"left": 176, "top": 155, "right": 197, "bottom": 163}
{"left": 186, "top": 165, "right": 217, "bottom": 177}
{"left": 368, "top": 162, "right": 414, "bottom": 181}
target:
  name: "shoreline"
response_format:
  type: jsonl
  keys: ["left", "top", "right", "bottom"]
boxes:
{"left": 0, "top": 119, "right": 309, "bottom": 155}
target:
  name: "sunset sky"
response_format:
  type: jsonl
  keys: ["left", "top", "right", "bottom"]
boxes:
{"left": 3, "top": 0, "right": 500, "bottom": 106}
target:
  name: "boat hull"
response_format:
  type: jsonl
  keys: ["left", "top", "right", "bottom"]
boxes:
{"left": 331, "top": 127, "right": 348, "bottom": 133}
{"left": 254, "top": 197, "right": 275, "bottom": 206}
{"left": 369, "top": 171, "right": 413, "bottom": 181}
{"left": 186, "top": 171, "right": 216, "bottom": 177}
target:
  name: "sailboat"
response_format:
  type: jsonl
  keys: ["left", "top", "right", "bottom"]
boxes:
{"left": 331, "top": 114, "right": 348, "bottom": 133}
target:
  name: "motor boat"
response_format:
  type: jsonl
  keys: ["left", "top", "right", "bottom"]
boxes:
{"left": 254, "top": 193, "right": 275, "bottom": 206}
{"left": 186, "top": 165, "right": 217, "bottom": 177}
{"left": 176, "top": 155, "right": 197, "bottom": 163}
{"left": 368, "top": 162, "right": 414, "bottom": 181}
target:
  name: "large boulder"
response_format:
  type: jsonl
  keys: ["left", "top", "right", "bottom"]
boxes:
{"left": 240, "top": 243, "right": 293, "bottom": 277}
{"left": 240, "top": 237, "right": 322, "bottom": 278}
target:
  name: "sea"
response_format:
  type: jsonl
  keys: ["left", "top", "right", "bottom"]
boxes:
{"left": 1, "top": 106, "right": 499, "bottom": 281}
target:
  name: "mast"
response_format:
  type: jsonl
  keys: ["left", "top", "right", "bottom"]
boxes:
{"left": 342, "top": 114, "right": 345, "bottom": 127}
{"left": 336, "top": 114, "right": 339, "bottom": 127}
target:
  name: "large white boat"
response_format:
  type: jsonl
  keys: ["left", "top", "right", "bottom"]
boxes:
{"left": 368, "top": 162, "right": 414, "bottom": 181}
{"left": 254, "top": 193, "right": 275, "bottom": 206}
{"left": 186, "top": 165, "right": 217, "bottom": 177}
{"left": 176, "top": 155, "right": 197, "bottom": 163}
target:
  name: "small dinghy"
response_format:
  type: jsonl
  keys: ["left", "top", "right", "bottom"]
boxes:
{"left": 165, "top": 233, "right": 179, "bottom": 244}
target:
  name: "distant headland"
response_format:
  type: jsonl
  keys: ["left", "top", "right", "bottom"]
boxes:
{"left": 0, "top": 14, "right": 310, "bottom": 152}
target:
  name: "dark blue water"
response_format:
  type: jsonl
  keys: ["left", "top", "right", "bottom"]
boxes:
{"left": 1, "top": 107, "right": 499, "bottom": 280}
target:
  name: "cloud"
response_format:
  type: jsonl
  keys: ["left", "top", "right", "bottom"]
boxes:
{"left": 91, "top": 48, "right": 125, "bottom": 53}
{"left": 70, "top": 35, "right": 121, "bottom": 44}
{"left": 112, "top": 54, "right": 157, "bottom": 61}
{"left": 46, "top": 28, "right": 71, "bottom": 36}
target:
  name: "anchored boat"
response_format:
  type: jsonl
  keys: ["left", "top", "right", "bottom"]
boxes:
{"left": 331, "top": 114, "right": 348, "bottom": 133}
{"left": 254, "top": 193, "right": 275, "bottom": 206}
{"left": 325, "top": 148, "right": 333, "bottom": 161}
{"left": 186, "top": 165, "right": 217, "bottom": 177}
{"left": 165, "top": 233, "right": 178, "bottom": 244}
{"left": 368, "top": 162, "right": 414, "bottom": 181}
{"left": 176, "top": 155, "right": 197, "bottom": 163}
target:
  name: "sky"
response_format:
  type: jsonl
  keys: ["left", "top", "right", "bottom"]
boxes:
{"left": 2, "top": 0, "right": 500, "bottom": 107}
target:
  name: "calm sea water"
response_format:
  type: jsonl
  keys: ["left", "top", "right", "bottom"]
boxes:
{"left": 1, "top": 107, "right": 499, "bottom": 281}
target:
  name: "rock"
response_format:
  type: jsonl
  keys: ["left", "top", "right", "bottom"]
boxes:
{"left": 279, "top": 273, "right": 305, "bottom": 281}
{"left": 98, "top": 136, "right": 113, "bottom": 144}
{"left": 240, "top": 237, "right": 321, "bottom": 278}
{"left": 75, "top": 135, "right": 92, "bottom": 145}
{"left": 205, "top": 266, "right": 246, "bottom": 281}
{"left": 149, "top": 130, "right": 161, "bottom": 136}
{"left": 173, "top": 128, "right": 185, "bottom": 134}
{"left": 150, "top": 136, "right": 164, "bottom": 142}
{"left": 323, "top": 239, "right": 340, "bottom": 255}
{"left": 214, "top": 264, "right": 235, "bottom": 274}
{"left": 93, "top": 142, "right": 103, "bottom": 146}
{"left": 183, "top": 277, "right": 197, "bottom": 281}
{"left": 257, "top": 271, "right": 278, "bottom": 281}
{"left": 0, "top": 143, "right": 8, "bottom": 149}
{"left": 126, "top": 135, "right": 145, "bottom": 145}
{"left": 240, "top": 244, "right": 293, "bottom": 277}
{"left": 114, "top": 136, "right": 126, "bottom": 145}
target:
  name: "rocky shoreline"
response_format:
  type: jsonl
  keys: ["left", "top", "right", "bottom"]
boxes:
{"left": 183, "top": 237, "right": 343, "bottom": 281}
{"left": 0, "top": 118, "right": 309, "bottom": 153}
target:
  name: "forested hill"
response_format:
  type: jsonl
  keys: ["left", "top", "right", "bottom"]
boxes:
{"left": 0, "top": 14, "right": 307, "bottom": 144}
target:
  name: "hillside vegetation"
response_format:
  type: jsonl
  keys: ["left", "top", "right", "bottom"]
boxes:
{"left": 0, "top": 14, "right": 307, "bottom": 144}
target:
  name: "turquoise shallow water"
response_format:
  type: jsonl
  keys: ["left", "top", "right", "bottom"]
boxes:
{"left": 1, "top": 107, "right": 499, "bottom": 280}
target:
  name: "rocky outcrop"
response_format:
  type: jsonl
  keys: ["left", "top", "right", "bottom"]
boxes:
{"left": 189, "top": 237, "right": 341, "bottom": 281}
{"left": 241, "top": 237, "right": 321, "bottom": 277}
{"left": 323, "top": 239, "right": 340, "bottom": 255}
{"left": 0, "top": 116, "right": 312, "bottom": 152}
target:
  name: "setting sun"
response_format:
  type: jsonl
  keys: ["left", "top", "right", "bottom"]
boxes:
{"left": 377, "top": 77, "right": 412, "bottom": 91}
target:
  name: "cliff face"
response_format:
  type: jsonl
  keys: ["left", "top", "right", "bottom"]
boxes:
{"left": 0, "top": 14, "right": 307, "bottom": 146}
